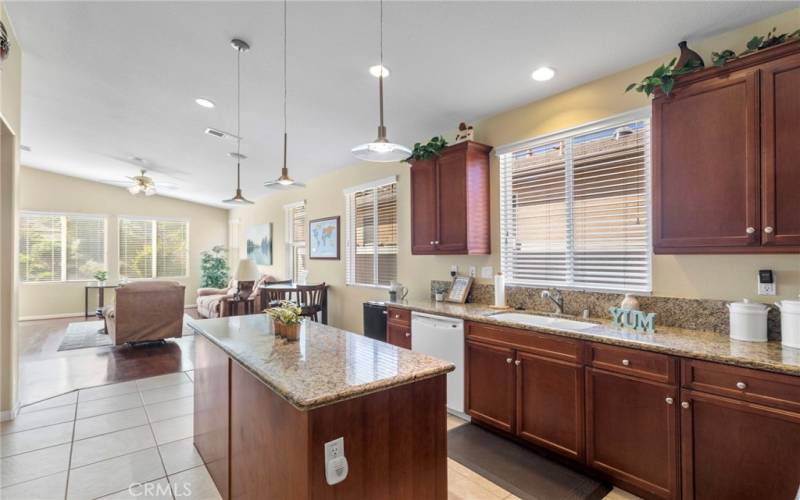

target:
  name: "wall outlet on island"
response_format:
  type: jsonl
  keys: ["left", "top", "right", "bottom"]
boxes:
{"left": 325, "top": 437, "right": 348, "bottom": 485}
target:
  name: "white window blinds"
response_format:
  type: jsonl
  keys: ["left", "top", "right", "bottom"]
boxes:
{"left": 345, "top": 178, "right": 398, "bottom": 287}
{"left": 19, "top": 213, "right": 106, "bottom": 282}
{"left": 119, "top": 218, "right": 188, "bottom": 279}
{"left": 499, "top": 115, "right": 651, "bottom": 293}
{"left": 286, "top": 202, "right": 307, "bottom": 282}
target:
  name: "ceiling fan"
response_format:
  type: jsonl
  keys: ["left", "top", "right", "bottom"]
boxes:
{"left": 127, "top": 169, "right": 157, "bottom": 196}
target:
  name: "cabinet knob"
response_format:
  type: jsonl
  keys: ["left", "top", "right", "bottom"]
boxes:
{"left": 514, "top": 360, "right": 521, "bottom": 366}
{"left": 435, "top": 240, "right": 440, "bottom": 244}
{"left": 681, "top": 401, "right": 690, "bottom": 409}
{"left": 665, "top": 397, "right": 674, "bottom": 405}
{"left": 405, "top": 332, "right": 411, "bottom": 337}
{"left": 394, "top": 314, "right": 400, "bottom": 319}
{"left": 746, "top": 226, "right": 756, "bottom": 234}
{"left": 621, "top": 359, "right": 630, "bottom": 366}
{"left": 764, "top": 226, "right": 774, "bottom": 234}
{"left": 506, "top": 358, "right": 513, "bottom": 364}
{"left": 736, "top": 381, "right": 747, "bottom": 390}
{"left": 430, "top": 241, "right": 434, "bottom": 245}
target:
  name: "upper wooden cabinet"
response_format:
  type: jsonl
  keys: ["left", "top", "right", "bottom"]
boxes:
{"left": 652, "top": 41, "right": 800, "bottom": 253}
{"left": 410, "top": 141, "right": 492, "bottom": 254}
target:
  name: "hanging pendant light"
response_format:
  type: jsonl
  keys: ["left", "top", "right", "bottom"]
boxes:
{"left": 351, "top": 0, "right": 410, "bottom": 163}
{"left": 265, "top": 0, "right": 305, "bottom": 189}
{"left": 223, "top": 38, "right": 254, "bottom": 205}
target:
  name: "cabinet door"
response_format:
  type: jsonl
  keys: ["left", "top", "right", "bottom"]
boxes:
{"left": 586, "top": 368, "right": 679, "bottom": 499}
{"left": 652, "top": 69, "right": 760, "bottom": 252}
{"left": 516, "top": 351, "right": 584, "bottom": 461}
{"left": 410, "top": 159, "right": 438, "bottom": 254}
{"left": 761, "top": 52, "right": 800, "bottom": 247}
{"left": 436, "top": 150, "right": 469, "bottom": 253}
{"left": 465, "top": 339, "right": 515, "bottom": 432}
{"left": 681, "top": 390, "right": 800, "bottom": 500}
{"left": 386, "top": 322, "right": 411, "bottom": 349}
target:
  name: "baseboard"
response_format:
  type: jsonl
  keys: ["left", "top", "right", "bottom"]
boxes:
{"left": 0, "top": 402, "right": 20, "bottom": 422}
{"left": 19, "top": 312, "right": 85, "bottom": 321}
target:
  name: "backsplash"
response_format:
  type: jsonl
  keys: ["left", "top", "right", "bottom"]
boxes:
{"left": 431, "top": 281, "right": 781, "bottom": 339}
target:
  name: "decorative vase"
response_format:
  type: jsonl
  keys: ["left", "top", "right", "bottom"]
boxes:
{"left": 283, "top": 322, "right": 300, "bottom": 341}
{"left": 620, "top": 294, "right": 640, "bottom": 311}
{"left": 675, "top": 41, "right": 704, "bottom": 70}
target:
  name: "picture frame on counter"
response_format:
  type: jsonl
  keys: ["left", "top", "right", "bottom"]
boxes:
{"left": 446, "top": 276, "right": 473, "bottom": 303}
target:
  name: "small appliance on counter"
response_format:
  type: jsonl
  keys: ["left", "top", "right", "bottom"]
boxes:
{"left": 363, "top": 301, "right": 387, "bottom": 342}
{"left": 776, "top": 295, "right": 800, "bottom": 349}
{"left": 727, "top": 299, "right": 770, "bottom": 342}
{"left": 388, "top": 281, "right": 408, "bottom": 302}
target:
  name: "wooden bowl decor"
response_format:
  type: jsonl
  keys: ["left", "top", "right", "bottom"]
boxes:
{"left": 0, "top": 21, "right": 9, "bottom": 61}
{"left": 266, "top": 301, "right": 303, "bottom": 341}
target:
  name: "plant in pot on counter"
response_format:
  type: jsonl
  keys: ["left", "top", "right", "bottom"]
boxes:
{"left": 404, "top": 136, "right": 448, "bottom": 162}
{"left": 625, "top": 56, "right": 703, "bottom": 97}
{"left": 266, "top": 301, "right": 303, "bottom": 340}
{"left": 93, "top": 270, "right": 108, "bottom": 284}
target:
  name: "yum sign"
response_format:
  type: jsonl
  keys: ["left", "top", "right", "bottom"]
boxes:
{"left": 609, "top": 307, "right": 656, "bottom": 334}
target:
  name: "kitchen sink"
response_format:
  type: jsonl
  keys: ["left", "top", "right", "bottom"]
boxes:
{"left": 488, "top": 312, "right": 597, "bottom": 331}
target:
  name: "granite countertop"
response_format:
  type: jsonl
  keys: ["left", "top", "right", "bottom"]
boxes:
{"left": 388, "top": 300, "right": 800, "bottom": 376}
{"left": 187, "top": 315, "right": 454, "bottom": 411}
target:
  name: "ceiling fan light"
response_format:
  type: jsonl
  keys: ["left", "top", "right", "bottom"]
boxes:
{"left": 128, "top": 184, "right": 142, "bottom": 195}
{"left": 144, "top": 186, "right": 157, "bottom": 196}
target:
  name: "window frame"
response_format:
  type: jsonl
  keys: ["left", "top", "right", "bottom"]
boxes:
{"left": 18, "top": 211, "right": 108, "bottom": 284}
{"left": 117, "top": 216, "right": 190, "bottom": 280}
{"left": 284, "top": 201, "right": 307, "bottom": 283}
{"left": 343, "top": 176, "right": 398, "bottom": 289}
{"left": 496, "top": 107, "right": 652, "bottom": 294}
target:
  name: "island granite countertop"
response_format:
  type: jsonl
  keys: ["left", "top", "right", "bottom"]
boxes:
{"left": 387, "top": 300, "right": 800, "bottom": 377}
{"left": 187, "top": 314, "right": 454, "bottom": 411}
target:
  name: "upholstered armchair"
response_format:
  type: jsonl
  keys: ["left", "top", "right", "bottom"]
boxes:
{"left": 103, "top": 281, "right": 186, "bottom": 345}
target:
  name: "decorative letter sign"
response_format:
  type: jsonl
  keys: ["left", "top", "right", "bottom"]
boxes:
{"left": 609, "top": 307, "right": 656, "bottom": 334}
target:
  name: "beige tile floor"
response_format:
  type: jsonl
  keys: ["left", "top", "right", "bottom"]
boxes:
{"left": 1, "top": 372, "right": 639, "bottom": 500}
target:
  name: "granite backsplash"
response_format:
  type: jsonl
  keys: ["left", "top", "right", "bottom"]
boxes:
{"left": 430, "top": 280, "right": 781, "bottom": 340}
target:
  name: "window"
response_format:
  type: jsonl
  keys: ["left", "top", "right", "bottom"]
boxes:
{"left": 19, "top": 212, "right": 106, "bottom": 282}
{"left": 498, "top": 110, "right": 651, "bottom": 292}
{"left": 344, "top": 177, "right": 398, "bottom": 287}
{"left": 119, "top": 218, "right": 188, "bottom": 279}
{"left": 285, "top": 202, "right": 307, "bottom": 282}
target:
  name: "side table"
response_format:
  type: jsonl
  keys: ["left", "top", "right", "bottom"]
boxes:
{"left": 85, "top": 283, "right": 119, "bottom": 318}
{"left": 226, "top": 297, "right": 255, "bottom": 316}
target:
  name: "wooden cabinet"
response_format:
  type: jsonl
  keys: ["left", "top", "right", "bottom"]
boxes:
{"left": 410, "top": 141, "right": 491, "bottom": 255}
{"left": 465, "top": 338, "right": 515, "bottom": 432}
{"left": 387, "top": 322, "right": 411, "bottom": 349}
{"left": 653, "top": 41, "right": 800, "bottom": 253}
{"left": 586, "top": 368, "right": 680, "bottom": 499}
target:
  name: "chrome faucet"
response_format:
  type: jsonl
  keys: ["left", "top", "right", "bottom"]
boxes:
{"left": 541, "top": 289, "right": 564, "bottom": 315}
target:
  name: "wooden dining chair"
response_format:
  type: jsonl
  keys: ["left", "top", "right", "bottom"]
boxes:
{"left": 263, "top": 279, "right": 294, "bottom": 309}
{"left": 296, "top": 283, "right": 326, "bottom": 322}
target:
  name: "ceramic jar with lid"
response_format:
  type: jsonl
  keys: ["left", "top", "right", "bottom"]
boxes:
{"left": 775, "top": 296, "right": 800, "bottom": 349}
{"left": 727, "top": 299, "right": 770, "bottom": 342}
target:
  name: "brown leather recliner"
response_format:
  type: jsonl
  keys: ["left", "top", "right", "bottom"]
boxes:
{"left": 103, "top": 281, "right": 186, "bottom": 345}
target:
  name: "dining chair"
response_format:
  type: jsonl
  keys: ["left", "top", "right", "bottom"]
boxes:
{"left": 264, "top": 279, "right": 294, "bottom": 309}
{"left": 296, "top": 283, "right": 326, "bottom": 322}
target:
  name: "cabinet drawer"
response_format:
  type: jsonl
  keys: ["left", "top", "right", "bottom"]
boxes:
{"left": 387, "top": 307, "right": 410, "bottom": 325}
{"left": 466, "top": 321, "right": 582, "bottom": 363}
{"left": 682, "top": 359, "right": 800, "bottom": 412}
{"left": 589, "top": 343, "right": 677, "bottom": 384}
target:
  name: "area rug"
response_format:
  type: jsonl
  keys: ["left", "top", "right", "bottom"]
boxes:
{"left": 58, "top": 314, "right": 194, "bottom": 351}
{"left": 448, "top": 423, "right": 611, "bottom": 500}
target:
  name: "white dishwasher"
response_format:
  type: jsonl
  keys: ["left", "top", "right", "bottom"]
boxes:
{"left": 411, "top": 312, "right": 465, "bottom": 416}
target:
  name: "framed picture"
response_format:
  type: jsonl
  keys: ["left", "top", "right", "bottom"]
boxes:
{"left": 446, "top": 276, "right": 473, "bottom": 303}
{"left": 309, "top": 216, "right": 340, "bottom": 260}
{"left": 245, "top": 223, "right": 273, "bottom": 265}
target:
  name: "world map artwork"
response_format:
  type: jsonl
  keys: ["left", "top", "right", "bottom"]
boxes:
{"left": 310, "top": 217, "right": 339, "bottom": 259}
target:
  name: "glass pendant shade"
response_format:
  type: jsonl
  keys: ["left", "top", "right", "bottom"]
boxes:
{"left": 352, "top": 129, "right": 411, "bottom": 162}
{"left": 222, "top": 187, "right": 254, "bottom": 205}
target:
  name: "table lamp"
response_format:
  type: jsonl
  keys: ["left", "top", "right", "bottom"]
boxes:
{"left": 235, "top": 258, "right": 260, "bottom": 301}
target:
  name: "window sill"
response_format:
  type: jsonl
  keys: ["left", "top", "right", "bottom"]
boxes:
{"left": 345, "top": 283, "right": 391, "bottom": 291}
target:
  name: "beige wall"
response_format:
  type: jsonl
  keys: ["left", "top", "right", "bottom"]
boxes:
{"left": 1, "top": 0, "right": 22, "bottom": 416}
{"left": 233, "top": 8, "right": 800, "bottom": 334}
{"left": 18, "top": 167, "right": 229, "bottom": 318}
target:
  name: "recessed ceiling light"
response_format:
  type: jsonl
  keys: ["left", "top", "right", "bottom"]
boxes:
{"left": 369, "top": 65, "right": 390, "bottom": 78}
{"left": 195, "top": 98, "right": 215, "bottom": 108}
{"left": 531, "top": 66, "right": 556, "bottom": 82}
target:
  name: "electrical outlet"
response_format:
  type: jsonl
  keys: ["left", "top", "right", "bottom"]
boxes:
{"left": 757, "top": 269, "right": 776, "bottom": 296}
{"left": 469, "top": 266, "right": 476, "bottom": 278}
{"left": 324, "top": 437, "right": 348, "bottom": 485}
{"left": 481, "top": 266, "right": 494, "bottom": 279}
{"left": 450, "top": 265, "right": 458, "bottom": 275}
{"left": 758, "top": 283, "right": 776, "bottom": 295}
{"left": 325, "top": 437, "right": 344, "bottom": 460}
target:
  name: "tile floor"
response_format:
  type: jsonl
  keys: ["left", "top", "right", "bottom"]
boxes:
{"left": 1, "top": 371, "right": 639, "bottom": 500}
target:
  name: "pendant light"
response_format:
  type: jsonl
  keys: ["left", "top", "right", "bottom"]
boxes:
{"left": 223, "top": 38, "right": 254, "bottom": 205}
{"left": 351, "top": 0, "right": 410, "bottom": 162}
{"left": 265, "top": 0, "right": 305, "bottom": 189}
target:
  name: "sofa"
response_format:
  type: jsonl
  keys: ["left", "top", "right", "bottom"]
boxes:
{"left": 103, "top": 281, "right": 186, "bottom": 346}
{"left": 196, "top": 275, "right": 277, "bottom": 318}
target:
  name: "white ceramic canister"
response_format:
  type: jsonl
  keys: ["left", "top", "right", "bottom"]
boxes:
{"left": 775, "top": 295, "right": 800, "bottom": 349}
{"left": 727, "top": 299, "right": 770, "bottom": 342}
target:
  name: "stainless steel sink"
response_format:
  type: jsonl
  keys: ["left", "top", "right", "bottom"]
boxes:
{"left": 488, "top": 312, "right": 597, "bottom": 331}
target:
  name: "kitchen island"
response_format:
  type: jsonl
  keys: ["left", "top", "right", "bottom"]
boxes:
{"left": 188, "top": 314, "right": 454, "bottom": 500}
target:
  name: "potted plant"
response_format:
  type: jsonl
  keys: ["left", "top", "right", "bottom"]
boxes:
{"left": 625, "top": 56, "right": 703, "bottom": 97}
{"left": 93, "top": 270, "right": 108, "bottom": 285}
{"left": 200, "top": 246, "right": 230, "bottom": 289}
{"left": 404, "top": 136, "right": 448, "bottom": 162}
{"left": 266, "top": 301, "right": 303, "bottom": 340}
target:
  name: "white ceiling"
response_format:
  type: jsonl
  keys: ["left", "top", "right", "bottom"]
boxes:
{"left": 7, "top": 1, "right": 794, "bottom": 208}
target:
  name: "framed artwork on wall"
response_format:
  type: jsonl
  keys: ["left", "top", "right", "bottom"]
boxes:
{"left": 309, "top": 216, "right": 340, "bottom": 260}
{"left": 245, "top": 223, "right": 273, "bottom": 265}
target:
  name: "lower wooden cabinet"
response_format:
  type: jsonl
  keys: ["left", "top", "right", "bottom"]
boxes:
{"left": 465, "top": 339, "right": 515, "bottom": 432}
{"left": 585, "top": 368, "right": 680, "bottom": 499}
{"left": 680, "top": 389, "right": 800, "bottom": 500}
{"left": 387, "top": 322, "right": 412, "bottom": 349}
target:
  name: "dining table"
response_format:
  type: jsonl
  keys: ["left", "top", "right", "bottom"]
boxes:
{"left": 258, "top": 282, "right": 329, "bottom": 324}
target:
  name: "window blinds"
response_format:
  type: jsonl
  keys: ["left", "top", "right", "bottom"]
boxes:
{"left": 345, "top": 180, "right": 398, "bottom": 287}
{"left": 19, "top": 213, "right": 106, "bottom": 282}
{"left": 156, "top": 220, "right": 188, "bottom": 278}
{"left": 288, "top": 203, "right": 307, "bottom": 282}
{"left": 499, "top": 117, "right": 651, "bottom": 292}
{"left": 119, "top": 218, "right": 188, "bottom": 279}
{"left": 119, "top": 219, "right": 153, "bottom": 279}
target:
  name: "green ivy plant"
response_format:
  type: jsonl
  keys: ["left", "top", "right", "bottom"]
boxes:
{"left": 93, "top": 270, "right": 108, "bottom": 282}
{"left": 200, "top": 245, "right": 230, "bottom": 289}
{"left": 713, "top": 27, "right": 800, "bottom": 67}
{"left": 625, "top": 57, "right": 703, "bottom": 97}
{"left": 266, "top": 300, "right": 302, "bottom": 325}
{"left": 405, "top": 136, "right": 448, "bottom": 162}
